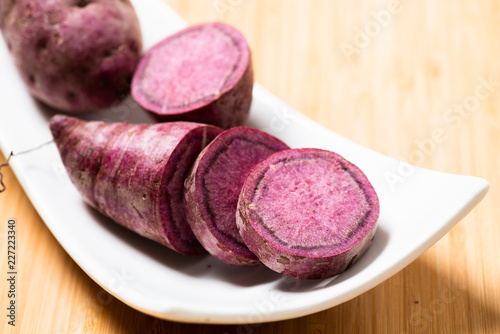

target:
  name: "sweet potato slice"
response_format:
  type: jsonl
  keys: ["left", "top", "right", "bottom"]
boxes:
{"left": 49, "top": 115, "right": 223, "bottom": 254}
{"left": 131, "top": 22, "right": 253, "bottom": 129}
{"left": 184, "top": 127, "right": 289, "bottom": 266}
{"left": 236, "top": 148, "right": 379, "bottom": 279}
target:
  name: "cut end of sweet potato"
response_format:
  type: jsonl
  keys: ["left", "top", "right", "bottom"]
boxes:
{"left": 236, "top": 148, "right": 380, "bottom": 279}
{"left": 132, "top": 22, "right": 253, "bottom": 129}
{"left": 184, "top": 127, "right": 289, "bottom": 266}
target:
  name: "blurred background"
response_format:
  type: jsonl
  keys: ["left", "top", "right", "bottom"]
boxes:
{"left": 1, "top": 0, "right": 499, "bottom": 333}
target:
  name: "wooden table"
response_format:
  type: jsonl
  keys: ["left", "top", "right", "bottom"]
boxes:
{"left": 1, "top": 0, "right": 499, "bottom": 333}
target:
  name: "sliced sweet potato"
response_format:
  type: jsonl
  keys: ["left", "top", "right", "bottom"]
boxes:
{"left": 236, "top": 148, "right": 379, "bottom": 279}
{"left": 184, "top": 127, "right": 289, "bottom": 266}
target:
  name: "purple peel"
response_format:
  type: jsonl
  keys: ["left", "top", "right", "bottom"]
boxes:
{"left": 1, "top": 0, "right": 142, "bottom": 112}
{"left": 184, "top": 127, "right": 289, "bottom": 266}
{"left": 132, "top": 22, "right": 253, "bottom": 129}
{"left": 236, "top": 148, "right": 380, "bottom": 279}
{"left": 49, "top": 115, "right": 223, "bottom": 255}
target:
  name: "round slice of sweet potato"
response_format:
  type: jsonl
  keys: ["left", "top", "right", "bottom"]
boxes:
{"left": 132, "top": 22, "right": 253, "bottom": 129}
{"left": 184, "top": 127, "right": 289, "bottom": 266}
{"left": 236, "top": 148, "right": 379, "bottom": 279}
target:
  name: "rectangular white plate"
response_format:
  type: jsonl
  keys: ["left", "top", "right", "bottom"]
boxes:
{"left": 0, "top": 0, "right": 489, "bottom": 324}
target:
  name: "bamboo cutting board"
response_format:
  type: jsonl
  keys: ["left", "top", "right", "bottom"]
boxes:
{"left": 1, "top": 0, "right": 499, "bottom": 333}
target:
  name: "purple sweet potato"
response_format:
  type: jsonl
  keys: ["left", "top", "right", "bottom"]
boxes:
{"left": 131, "top": 22, "right": 253, "bottom": 129}
{"left": 49, "top": 114, "right": 223, "bottom": 254}
{"left": 184, "top": 127, "right": 289, "bottom": 266}
{"left": 0, "top": 0, "right": 142, "bottom": 112}
{"left": 236, "top": 148, "right": 379, "bottom": 279}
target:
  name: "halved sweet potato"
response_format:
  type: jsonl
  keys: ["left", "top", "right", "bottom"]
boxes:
{"left": 49, "top": 114, "right": 223, "bottom": 254}
{"left": 132, "top": 22, "right": 253, "bottom": 129}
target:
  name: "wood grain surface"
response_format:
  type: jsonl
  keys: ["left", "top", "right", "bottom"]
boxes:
{"left": 1, "top": 0, "right": 500, "bottom": 333}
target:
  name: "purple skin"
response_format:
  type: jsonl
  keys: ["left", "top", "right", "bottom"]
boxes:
{"left": 236, "top": 148, "right": 380, "bottom": 279}
{"left": 49, "top": 115, "right": 223, "bottom": 255}
{"left": 184, "top": 127, "right": 289, "bottom": 266}
{"left": 132, "top": 22, "right": 253, "bottom": 129}
{"left": 1, "top": 0, "right": 142, "bottom": 112}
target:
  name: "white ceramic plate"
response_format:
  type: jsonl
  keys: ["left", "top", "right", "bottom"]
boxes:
{"left": 0, "top": 0, "right": 489, "bottom": 324}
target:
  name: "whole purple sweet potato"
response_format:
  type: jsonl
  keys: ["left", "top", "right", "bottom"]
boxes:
{"left": 0, "top": 0, "right": 142, "bottom": 112}
{"left": 236, "top": 148, "right": 379, "bottom": 279}
{"left": 49, "top": 114, "right": 223, "bottom": 254}
{"left": 184, "top": 127, "right": 289, "bottom": 266}
{"left": 132, "top": 22, "right": 253, "bottom": 129}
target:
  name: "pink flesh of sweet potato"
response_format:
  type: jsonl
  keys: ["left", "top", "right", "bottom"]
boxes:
{"left": 236, "top": 148, "right": 380, "bottom": 279}
{"left": 1, "top": 0, "right": 142, "bottom": 112}
{"left": 132, "top": 22, "right": 253, "bottom": 129}
{"left": 50, "top": 114, "right": 223, "bottom": 254}
{"left": 184, "top": 127, "right": 289, "bottom": 266}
